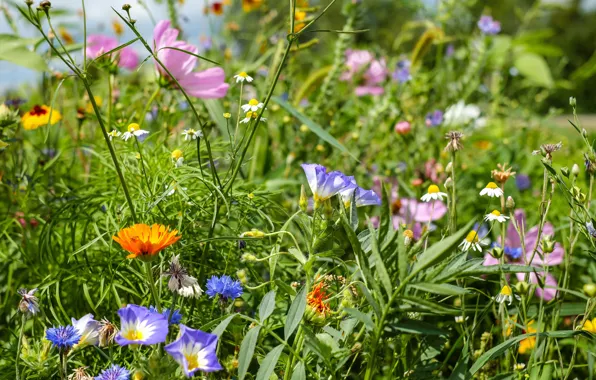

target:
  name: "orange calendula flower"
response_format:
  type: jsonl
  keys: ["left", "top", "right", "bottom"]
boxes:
{"left": 242, "top": 0, "right": 263, "bottom": 12}
{"left": 113, "top": 224, "right": 181, "bottom": 260}
{"left": 307, "top": 282, "right": 331, "bottom": 317}
{"left": 21, "top": 105, "right": 62, "bottom": 131}
{"left": 518, "top": 320, "right": 537, "bottom": 354}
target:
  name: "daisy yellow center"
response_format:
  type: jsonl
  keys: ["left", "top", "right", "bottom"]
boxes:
{"left": 486, "top": 182, "right": 498, "bottom": 189}
{"left": 248, "top": 99, "right": 259, "bottom": 106}
{"left": 128, "top": 123, "right": 139, "bottom": 132}
{"left": 246, "top": 111, "right": 258, "bottom": 119}
{"left": 238, "top": 71, "right": 248, "bottom": 77}
{"left": 491, "top": 210, "right": 501, "bottom": 216}
{"left": 427, "top": 184, "right": 440, "bottom": 194}
{"left": 465, "top": 231, "right": 479, "bottom": 243}
{"left": 500, "top": 285, "right": 512, "bottom": 296}
{"left": 123, "top": 329, "right": 143, "bottom": 341}
{"left": 171, "top": 149, "right": 183, "bottom": 159}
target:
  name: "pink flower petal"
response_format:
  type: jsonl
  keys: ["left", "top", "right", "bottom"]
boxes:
{"left": 178, "top": 68, "right": 229, "bottom": 99}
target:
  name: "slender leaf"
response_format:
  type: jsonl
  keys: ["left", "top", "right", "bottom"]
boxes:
{"left": 285, "top": 286, "right": 307, "bottom": 340}
{"left": 409, "top": 282, "right": 470, "bottom": 296}
{"left": 238, "top": 326, "right": 262, "bottom": 380}
{"left": 367, "top": 220, "right": 393, "bottom": 299}
{"left": 211, "top": 313, "right": 238, "bottom": 337}
{"left": 291, "top": 362, "right": 306, "bottom": 380}
{"left": 255, "top": 344, "right": 284, "bottom": 380}
{"left": 259, "top": 290, "right": 276, "bottom": 322}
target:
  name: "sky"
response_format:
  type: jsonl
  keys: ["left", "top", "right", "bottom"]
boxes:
{"left": 0, "top": 0, "right": 216, "bottom": 91}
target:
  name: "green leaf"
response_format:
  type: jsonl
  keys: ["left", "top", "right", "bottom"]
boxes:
{"left": 255, "top": 344, "right": 284, "bottom": 380}
{"left": 272, "top": 96, "right": 358, "bottom": 161}
{"left": 391, "top": 320, "right": 448, "bottom": 336}
{"left": 0, "top": 34, "right": 48, "bottom": 72}
{"left": 259, "top": 290, "right": 276, "bottom": 322}
{"left": 284, "top": 286, "right": 307, "bottom": 340}
{"left": 514, "top": 52, "right": 554, "bottom": 88}
{"left": 211, "top": 313, "right": 238, "bottom": 337}
{"left": 410, "top": 219, "right": 475, "bottom": 278}
{"left": 343, "top": 307, "right": 374, "bottom": 330}
{"left": 288, "top": 247, "right": 307, "bottom": 265}
{"left": 291, "top": 362, "right": 306, "bottom": 380}
{"left": 409, "top": 282, "right": 470, "bottom": 296}
{"left": 238, "top": 326, "right": 262, "bottom": 380}
{"left": 367, "top": 221, "right": 393, "bottom": 299}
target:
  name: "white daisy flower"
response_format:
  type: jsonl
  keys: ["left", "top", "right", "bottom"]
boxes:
{"left": 479, "top": 182, "right": 503, "bottom": 198}
{"left": 454, "top": 315, "right": 469, "bottom": 323}
{"left": 121, "top": 123, "right": 149, "bottom": 142}
{"left": 171, "top": 149, "right": 184, "bottom": 168}
{"left": 494, "top": 285, "right": 521, "bottom": 305}
{"left": 240, "top": 111, "right": 267, "bottom": 124}
{"left": 241, "top": 98, "right": 264, "bottom": 113}
{"left": 484, "top": 209, "right": 509, "bottom": 223}
{"left": 420, "top": 184, "right": 448, "bottom": 202}
{"left": 107, "top": 130, "right": 121, "bottom": 141}
{"left": 182, "top": 128, "right": 203, "bottom": 141}
{"left": 234, "top": 71, "right": 254, "bottom": 83}
{"left": 459, "top": 230, "right": 484, "bottom": 252}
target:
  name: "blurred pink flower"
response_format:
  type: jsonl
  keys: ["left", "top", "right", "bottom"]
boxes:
{"left": 341, "top": 50, "right": 387, "bottom": 96}
{"left": 153, "top": 20, "right": 229, "bottom": 99}
{"left": 483, "top": 209, "right": 563, "bottom": 301}
{"left": 423, "top": 159, "right": 445, "bottom": 184}
{"left": 395, "top": 121, "right": 411, "bottom": 135}
{"left": 86, "top": 35, "right": 138, "bottom": 70}
{"left": 340, "top": 49, "right": 373, "bottom": 81}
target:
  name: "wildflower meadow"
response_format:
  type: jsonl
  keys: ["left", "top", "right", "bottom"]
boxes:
{"left": 3, "top": 0, "right": 596, "bottom": 379}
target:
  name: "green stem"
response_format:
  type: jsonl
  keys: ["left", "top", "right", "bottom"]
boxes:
{"left": 283, "top": 326, "right": 304, "bottom": 380}
{"left": 145, "top": 261, "right": 161, "bottom": 311}
{"left": 15, "top": 314, "right": 25, "bottom": 380}
{"left": 59, "top": 351, "right": 66, "bottom": 380}
{"left": 449, "top": 152, "right": 457, "bottom": 234}
{"left": 138, "top": 87, "right": 160, "bottom": 129}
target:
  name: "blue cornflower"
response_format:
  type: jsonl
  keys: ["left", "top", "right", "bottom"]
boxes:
{"left": 149, "top": 306, "right": 183, "bottom": 325}
{"left": 425, "top": 110, "right": 443, "bottom": 127}
{"left": 206, "top": 275, "right": 243, "bottom": 300}
{"left": 95, "top": 364, "right": 130, "bottom": 380}
{"left": 492, "top": 242, "right": 523, "bottom": 260}
{"left": 392, "top": 59, "right": 411, "bottom": 83}
{"left": 46, "top": 325, "right": 81, "bottom": 351}
{"left": 516, "top": 174, "right": 531, "bottom": 191}
{"left": 477, "top": 15, "right": 501, "bottom": 35}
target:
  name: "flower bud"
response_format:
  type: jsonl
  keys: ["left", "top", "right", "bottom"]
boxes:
{"left": 445, "top": 161, "right": 453, "bottom": 172}
{"left": 572, "top": 163, "right": 580, "bottom": 176}
{"left": 223, "top": 112, "right": 231, "bottom": 119}
{"left": 515, "top": 281, "right": 529, "bottom": 295}
{"left": 490, "top": 246, "right": 504, "bottom": 259}
{"left": 583, "top": 128, "right": 588, "bottom": 138}
{"left": 569, "top": 96, "right": 576, "bottom": 107}
{"left": 444, "top": 177, "right": 453, "bottom": 189}
{"left": 583, "top": 283, "right": 596, "bottom": 297}
{"left": 403, "top": 229, "right": 414, "bottom": 246}
{"left": 39, "top": 0, "right": 51, "bottom": 9}
{"left": 25, "top": 0, "right": 34, "bottom": 6}
{"left": 299, "top": 185, "right": 308, "bottom": 212}
{"left": 506, "top": 196, "right": 515, "bottom": 209}
{"left": 561, "top": 166, "right": 570, "bottom": 178}
{"left": 540, "top": 235, "right": 555, "bottom": 254}
{"left": 122, "top": 3, "right": 131, "bottom": 11}
{"left": 241, "top": 253, "right": 256, "bottom": 262}
{"left": 239, "top": 229, "right": 265, "bottom": 238}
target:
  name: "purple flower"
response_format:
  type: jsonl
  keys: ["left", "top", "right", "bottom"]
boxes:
{"left": 483, "top": 209, "right": 564, "bottom": 301}
{"left": 17, "top": 288, "right": 39, "bottom": 315}
{"left": 341, "top": 50, "right": 387, "bottom": 96}
{"left": 86, "top": 35, "right": 139, "bottom": 70}
{"left": 516, "top": 174, "right": 531, "bottom": 191}
{"left": 115, "top": 304, "right": 169, "bottom": 346}
{"left": 165, "top": 324, "right": 223, "bottom": 376}
{"left": 340, "top": 49, "right": 373, "bottom": 81}
{"left": 206, "top": 275, "right": 243, "bottom": 300}
{"left": 339, "top": 177, "right": 381, "bottom": 207}
{"left": 149, "top": 306, "right": 182, "bottom": 325}
{"left": 95, "top": 364, "right": 130, "bottom": 380}
{"left": 446, "top": 44, "right": 455, "bottom": 58}
{"left": 153, "top": 20, "right": 229, "bottom": 99}
{"left": 301, "top": 164, "right": 351, "bottom": 204}
{"left": 477, "top": 16, "right": 501, "bottom": 35}
{"left": 425, "top": 110, "right": 443, "bottom": 127}
{"left": 392, "top": 59, "right": 411, "bottom": 83}
{"left": 46, "top": 325, "right": 81, "bottom": 351}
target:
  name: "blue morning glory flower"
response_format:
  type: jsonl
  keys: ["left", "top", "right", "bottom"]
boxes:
{"left": 516, "top": 174, "right": 531, "bottom": 191}
{"left": 115, "top": 304, "right": 168, "bottom": 346}
{"left": 95, "top": 364, "right": 130, "bottom": 380}
{"left": 393, "top": 59, "right": 411, "bottom": 83}
{"left": 149, "top": 306, "right": 183, "bottom": 325}
{"left": 46, "top": 325, "right": 81, "bottom": 351}
{"left": 165, "top": 324, "right": 223, "bottom": 376}
{"left": 301, "top": 164, "right": 351, "bottom": 204}
{"left": 339, "top": 177, "right": 381, "bottom": 208}
{"left": 206, "top": 275, "right": 243, "bottom": 300}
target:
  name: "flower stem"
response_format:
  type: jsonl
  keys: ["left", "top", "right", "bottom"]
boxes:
{"left": 449, "top": 151, "right": 457, "bottom": 234}
{"left": 145, "top": 261, "right": 161, "bottom": 311}
{"left": 15, "top": 314, "right": 25, "bottom": 380}
{"left": 138, "top": 87, "right": 160, "bottom": 129}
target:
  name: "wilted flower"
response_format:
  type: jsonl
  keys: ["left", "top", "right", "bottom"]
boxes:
{"left": 68, "top": 366, "right": 92, "bottom": 380}
{"left": 479, "top": 182, "right": 503, "bottom": 198}
{"left": 18, "top": 288, "right": 39, "bottom": 315}
{"left": 115, "top": 304, "right": 168, "bottom": 346}
{"left": 98, "top": 318, "right": 118, "bottom": 347}
{"left": 21, "top": 105, "right": 62, "bottom": 130}
{"left": 444, "top": 131, "right": 464, "bottom": 152}
{"left": 107, "top": 130, "right": 121, "bottom": 141}
{"left": 112, "top": 223, "right": 181, "bottom": 260}
{"left": 46, "top": 325, "right": 81, "bottom": 352}
{"left": 534, "top": 142, "right": 562, "bottom": 159}
{"left": 86, "top": 34, "right": 138, "bottom": 70}
{"left": 206, "top": 275, "right": 243, "bottom": 300}
{"left": 420, "top": 184, "right": 448, "bottom": 202}
{"left": 477, "top": 15, "right": 501, "bottom": 35}
{"left": 71, "top": 314, "right": 100, "bottom": 349}
{"left": 164, "top": 325, "right": 223, "bottom": 375}
{"left": 95, "top": 364, "right": 130, "bottom": 380}
{"left": 234, "top": 71, "right": 253, "bottom": 83}
{"left": 494, "top": 285, "right": 520, "bottom": 305}
{"left": 484, "top": 210, "right": 509, "bottom": 223}
{"left": 492, "top": 163, "right": 516, "bottom": 184}
{"left": 154, "top": 20, "right": 229, "bottom": 98}
{"left": 163, "top": 255, "right": 204, "bottom": 298}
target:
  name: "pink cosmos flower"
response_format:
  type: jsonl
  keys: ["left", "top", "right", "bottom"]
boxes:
{"left": 483, "top": 209, "right": 564, "bottom": 301}
{"left": 153, "top": 20, "right": 229, "bottom": 99}
{"left": 341, "top": 50, "right": 387, "bottom": 97}
{"left": 86, "top": 35, "right": 139, "bottom": 70}
{"left": 340, "top": 49, "right": 373, "bottom": 81}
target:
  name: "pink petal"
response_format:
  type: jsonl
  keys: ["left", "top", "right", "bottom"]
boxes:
{"left": 355, "top": 86, "right": 384, "bottom": 96}
{"left": 118, "top": 47, "right": 139, "bottom": 70}
{"left": 86, "top": 34, "right": 118, "bottom": 59}
{"left": 179, "top": 68, "right": 229, "bottom": 99}
{"left": 529, "top": 272, "right": 558, "bottom": 301}
{"left": 158, "top": 41, "right": 198, "bottom": 79}
{"left": 399, "top": 198, "right": 447, "bottom": 223}
{"left": 483, "top": 252, "right": 499, "bottom": 266}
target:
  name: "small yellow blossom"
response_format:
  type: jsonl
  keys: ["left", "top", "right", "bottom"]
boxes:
{"left": 223, "top": 112, "right": 231, "bottom": 119}
{"left": 21, "top": 105, "right": 62, "bottom": 131}
{"left": 112, "top": 19, "right": 124, "bottom": 37}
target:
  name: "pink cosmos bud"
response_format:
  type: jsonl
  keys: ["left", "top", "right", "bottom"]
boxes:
{"left": 394, "top": 121, "right": 411, "bottom": 135}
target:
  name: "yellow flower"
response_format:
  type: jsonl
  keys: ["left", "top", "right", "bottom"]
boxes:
{"left": 171, "top": 149, "right": 183, "bottom": 160}
{"left": 242, "top": 0, "right": 263, "bottom": 12}
{"left": 582, "top": 318, "right": 596, "bottom": 333}
{"left": 58, "top": 27, "right": 74, "bottom": 44}
{"left": 112, "top": 19, "right": 124, "bottom": 37}
{"left": 223, "top": 112, "right": 231, "bottom": 119}
{"left": 21, "top": 105, "right": 62, "bottom": 130}
{"left": 518, "top": 320, "right": 537, "bottom": 355}
{"left": 113, "top": 224, "right": 181, "bottom": 261}
{"left": 294, "top": 10, "right": 307, "bottom": 33}
{"left": 85, "top": 96, "right": 102, "bottom": 114}
{"left": 240, "top": 229, "right": 266, "bottom": 238}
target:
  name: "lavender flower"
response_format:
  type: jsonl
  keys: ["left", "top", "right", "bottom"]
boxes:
{"left": 478, "top": 16, "right": 501, "bottom": 35}
{"left": 164, "top": 324, "right": 223, "bottom": 376}
{"left": 46, "top": 325, "right": 81, "bottom": 351}
{"left": 515, "top": 174, "right": 531, "bottom": 191}
{"left": 392, "top": 59, "right": 411, "bottom": 83}
{"left": 301, "top": 164, "right": 351, "bottom": 205}
{"left": 95, "top": 364, "right": 130, "bottom": 380}
{"left": 206, "top": 275, "right": 243, "bottom": 300}
{"left": 115, "top": 305, "right": 168, "bottom": 346}
{"left": 425, "top": 110, "right": 443, "bottom": 127}
{"left": 339, "top": 177, "right": 381, "bottom": 208}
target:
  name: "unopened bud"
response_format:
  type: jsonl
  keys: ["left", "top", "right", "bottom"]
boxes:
{"left": 444, "top": 177, "right": 453, "bottom": 189}
{"left": 239, "top": 229, "right": 265, "bottom": 238}
{"left": 122, "top": 3, "right": 131, "bottom": 11}
{"left": 506, "top": 196, "right": 515, "bottom": 209}
{"left": 403, "top": 229, "right": 414, "bottom": 246}
{"left": 540, "top": 235, "right": 555, "bottom": 254}
{"left": 445, "top": 161, "right": 453, "bottom": 172}
{"left": 515, "top": 281, "right": 529, "bottom": 294}
{"left": 490, "top": 246, "right": 504, "bottom": 259}
{"left": 561, "top": 166, "right": 570, "bottom": 178}
{"left": 583, "top": 283, "right": 596, "bottom": 297}
{"left": 583, "top": 129, "right": 588, "bottom": 138}
{"left": 39, "top": 0, "right": 51, "bottom": 9}
{"left": 572, "top": 164, "right": 580, "bottom": 176}
{"left": 299, "top": 185, "right": 308, "bottom": 212}
{"left": 569, "top": 96, "right": 576, "bottom": 107}
{"left": 241, "top": 253, "right": 256, "bottom": 262}
{"left": 25, "top": 0, "right": 34, "bottom": 6}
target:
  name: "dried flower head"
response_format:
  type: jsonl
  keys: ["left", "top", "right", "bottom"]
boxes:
{"left": 533, "top": 142, "right": 562, "bottom": 159}
{"left": 98, "top": 318, "right": 118, "bottom": 347}
{"left": 18, "top": 288, "right": 39, "bottom": 315}
{"left": 163, "top": 255, "right": 203, "bottom": 298}
{"left": 491, "top": 163, "right": 516, "bottom": 184}
{"left": 444, "top": 131, "right": 464, "bottom": 152}
{"left": 68, "top": 367, "right": 92, "bottom": 380}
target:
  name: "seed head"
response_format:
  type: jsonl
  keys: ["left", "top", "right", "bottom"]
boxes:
{"left": 444, "top": 131, "right": 464, "bottom": 152}
{"left": 491, "top": 163, "right": 516, "bottom": 184}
